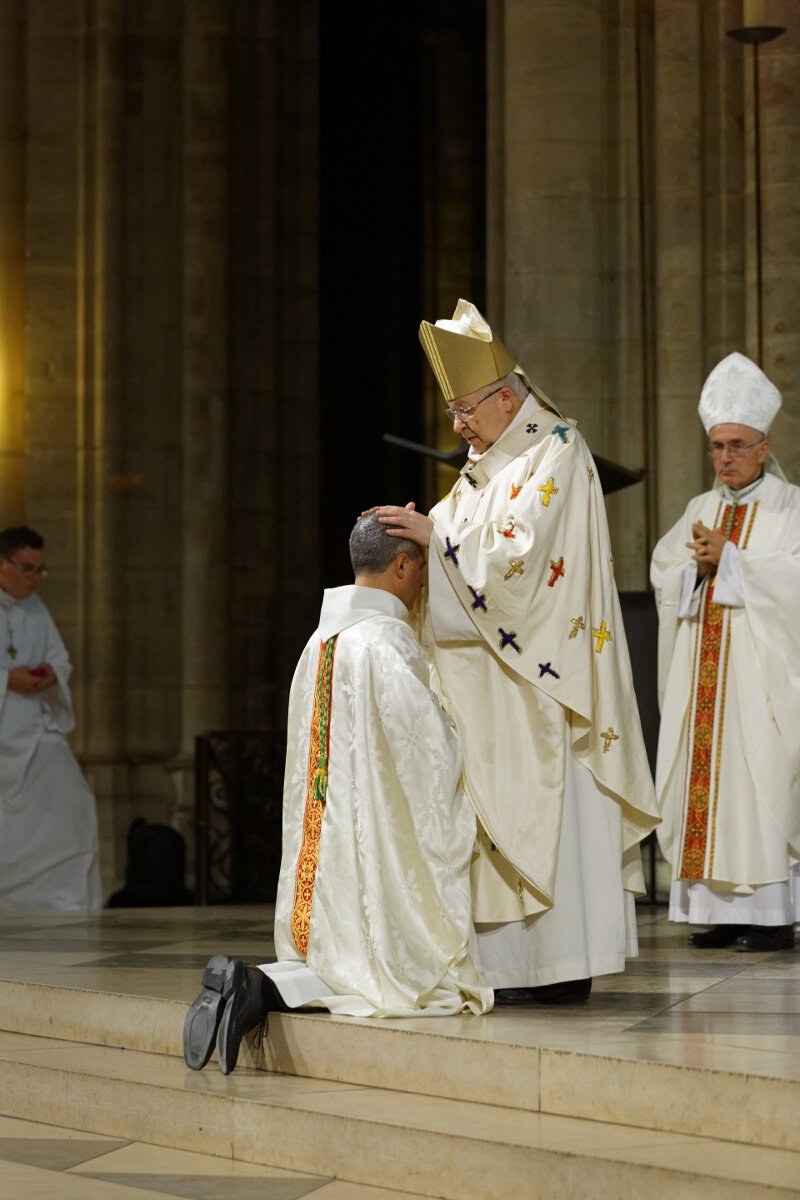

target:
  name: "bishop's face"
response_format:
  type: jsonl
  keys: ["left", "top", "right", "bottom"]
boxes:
{"left": 445, "top": 385, "right": 519, "bottom": 455}
{"left": 708, "top": 423, "right": 769, "bottom": 491}
{"left": 0, "top": 546, "right": 47, "bottom": 600}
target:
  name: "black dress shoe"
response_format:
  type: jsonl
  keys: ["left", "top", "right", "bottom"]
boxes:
{"left": 216, "top": 961, "right": 286, "bottom": 1075}
{"left": 686, "top": 924, "right": 749, "bottom": 949}
{"left": 494, "top": 978, "right": 592, "bottom": 1006}
{"left": 529, "top": 977, "right": 592, "bottom": 1004}
{"left": 493, "top": 987, "right": 540, "bottom": 1005}
{"left": 734, "top": 925, "right": 794, "bottom": 952}
{"left": 183, "top": 954, "right": 235, "bottom": 1071}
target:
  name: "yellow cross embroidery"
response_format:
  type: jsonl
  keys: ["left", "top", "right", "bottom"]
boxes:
{"left": 569, "top": 616, "right": 585, "bottom": 639}
{"left": 587, "top": 466, "right": 594, "bottom": 482}
{"left": 601, "top": 727, "right": 619, "bottom": 753}
{"left": 592, "top": 620, "right": 612, "bottom": 653}
{"left": 538, "top": 477, "right": 558, "bottom": 506}
{"left": 504, "top": 559, "right": 525, "bottom": 580}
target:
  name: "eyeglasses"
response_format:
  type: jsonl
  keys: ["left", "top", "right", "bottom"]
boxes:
{"left": 444, "top": 386, "right": 503, "bottom": 425}
{"left": 3, "top": 558, "right": 48, "bottom": 579}
{"left": 707, "top": 438, "right": 765, "bottom": 460}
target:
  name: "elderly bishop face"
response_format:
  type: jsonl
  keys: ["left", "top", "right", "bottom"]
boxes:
{"left": 707, "top": 423, "right": 770, "bottom": 491}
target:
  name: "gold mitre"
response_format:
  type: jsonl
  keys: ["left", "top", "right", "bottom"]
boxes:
{"left": 419, "top": 299, "right": 520, "bottom": 401}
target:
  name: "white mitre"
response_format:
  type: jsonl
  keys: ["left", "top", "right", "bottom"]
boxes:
{"left": 698, "top": 352, "right": 782, "bottom": 435}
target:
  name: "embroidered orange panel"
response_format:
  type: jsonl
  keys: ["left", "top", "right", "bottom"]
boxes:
{"left": 291, "top": 635, "right": 337, "bottom": 955}
{"left": 679, "top": 502, "right": 758, "bottom": 878}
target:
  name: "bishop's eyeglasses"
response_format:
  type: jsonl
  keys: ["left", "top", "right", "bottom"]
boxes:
{"left": 707, "top": 438, "right": 765, "bottom": 460}
{"left": 444, "top": 387, "right": 503, "bottom": 424}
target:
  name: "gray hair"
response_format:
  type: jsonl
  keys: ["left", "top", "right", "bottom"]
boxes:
{"left": 349, "top": 513, "right": 422, "bottom": 576}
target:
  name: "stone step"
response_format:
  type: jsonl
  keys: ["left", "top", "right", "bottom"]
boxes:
{"left": 0, "top": 976, "right": 796, "bottom": 1155}
{"left": 0, "top": 1028, "right": 797, "bottom": 1200}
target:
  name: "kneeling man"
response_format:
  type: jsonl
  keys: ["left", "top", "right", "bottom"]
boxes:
{"left": 184, "top": 514, "right": 492, "bottom": 1074}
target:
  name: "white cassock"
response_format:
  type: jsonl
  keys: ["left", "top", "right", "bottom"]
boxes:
{"left": 261, "top": 584, "right": 492, "bottom": 1017}
{"left": 0, "top": 589, "right": 102, "bottom": 911}
{"left": 421, "top": 393, "right": 660, "bottom": 988}
{"left": 651, "top": 472, "right": 800, "bottom": 926}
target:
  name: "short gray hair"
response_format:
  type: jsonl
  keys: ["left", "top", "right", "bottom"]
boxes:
{"left": 349, "top": 513, "right": 422, "bottom": 576}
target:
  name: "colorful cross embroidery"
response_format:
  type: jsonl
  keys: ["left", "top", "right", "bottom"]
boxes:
{"left": 548, "top": 557, "right": 565, "bottom": 587}
{"left": 526, "top": 423, "right": 539, "bottom": 434}
{"left": 568, "top": 616, "right": 585, "bottom": 640}
{"left": 504, "top": 559, "right": 525, "bottom": 580}
{"left": 444, "top": 537, "right": 460, "bottom": 567}
{"left": 601, "top": 727, "right": 619, "bottom": 753}
{"left": 502, "top": 519, "right": 516, "bottom": 539}
{"left": 468, "top": 586, "right": 487, "bottom": 611}
{"left": 538, "top": 478, "right": 558, "bottom": 506}
{"left": 587, "top": 467, "right": 594, "bottom": 482}
{"left": 592, "top": 620, "right": 612, "bottom": 653}
{"left": 538, "top": 662, "right": 560, "bottom": 679}
{"left": 552, "top": 424, "right": 570, "bottom": 443}
{"left": 464, "top": 473, "right": 478, "bottom": 489}
{"left": 498, "top": 628, "right": 521, "bottom": 653}
{"left": 509, "top": 483, "right": 522, "bottom": 500}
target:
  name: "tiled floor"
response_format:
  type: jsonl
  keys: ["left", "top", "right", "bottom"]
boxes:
{"left": 0, "top": 904, "right": 797, "bottom": 1199}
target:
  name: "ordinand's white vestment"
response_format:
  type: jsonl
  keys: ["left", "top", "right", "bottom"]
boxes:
{"left": 421, "top": 393, "right": 660, "bottom": 988}
{"left": 651, "top": 472, "right": 800, "bottom": 926}
{"left": 0, "top": 590, "right": 102, "bottom": 911}
{"left": 261, "top": 584, "right": 492, "bottom": 1017}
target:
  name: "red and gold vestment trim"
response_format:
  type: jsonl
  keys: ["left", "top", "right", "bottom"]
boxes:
{"left": 679, "top": 500, "right": 759, "bottom": 878}
{"left": 291, "top": 635, "right": 337, "bottom": 955}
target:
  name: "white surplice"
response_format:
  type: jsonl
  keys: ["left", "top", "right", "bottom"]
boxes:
{"left": 265, "top": 585, "right": 492, "bottom": 1017}
{"left": 651, "top": 472, "right": 800, "bottom": 925}
{"left": 0, "top": 590, "right": 101, "bottom": 911}
{"left": 421, "top": 394, "right": 659, "bottom": 987}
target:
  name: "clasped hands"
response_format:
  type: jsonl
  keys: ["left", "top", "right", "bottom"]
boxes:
{"left": 686, "top": 521, "right": 727, "bottom": 577}
{"left": 7, "top": 664, "right": 56, "bottom": 695}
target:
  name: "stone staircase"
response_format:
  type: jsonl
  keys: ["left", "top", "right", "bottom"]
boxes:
{"left": 0, "top": 975, "right": 797, "bottom": 1199}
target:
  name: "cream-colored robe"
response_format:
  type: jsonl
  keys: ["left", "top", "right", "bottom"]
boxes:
{"left": 268, "top": 585, "right": 492, "bottom": 1016}
{"left": 651, "top": 472, "right": 800, "bottom": 925}
{"left": 422, "top": 394, "right": 659, "bottom": 984}
{"left": 0, "top": 590, "right": 101, "bottom": 911}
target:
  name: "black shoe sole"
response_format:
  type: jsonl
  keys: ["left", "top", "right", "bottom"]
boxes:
{"left": 183, "top": 955, "right": 233, "bottom": 1071}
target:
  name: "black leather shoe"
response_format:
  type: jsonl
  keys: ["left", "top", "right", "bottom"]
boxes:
{"left": 183, "top": 954, "right": 234, "bottom": 1070}
{"left": 493, "top": 987, "right": 540, "bottom": 1005}
{"left": 687, "top": 925, "right": 749, "bottom": 948}
{"left": 734, "top": 925, "right": 794, "bottom": 952}
{"left": 216, "top": 960, "right": 281, "bottom": 1075}
{"left": 529, "top": 977, "right": 592, "bottom": 1004}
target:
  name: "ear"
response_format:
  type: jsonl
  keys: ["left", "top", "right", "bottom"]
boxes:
{"left": 757, "top": 439, "right": 770, "bottom": 465}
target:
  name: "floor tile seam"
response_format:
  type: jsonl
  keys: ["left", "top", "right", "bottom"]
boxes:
{"left": 538, "top": 1043, "right": 800, "bottom": 1086}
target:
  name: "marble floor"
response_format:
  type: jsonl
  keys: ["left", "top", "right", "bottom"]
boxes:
{"left": 0, "top": 903, "right": 797, "bottom": 1199}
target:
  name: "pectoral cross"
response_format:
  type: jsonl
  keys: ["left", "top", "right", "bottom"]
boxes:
{"left": 601, "top": 727, "right": 619, "bottom": 753}
{"left": 592, "top": 619, "right": 612, "bottom": 653}
{"left": 568, "top": 616, "right": 585, "bottom": 640}
{"left": 538, "top": 477, "right": 558, "bottom": 507}
{"left": 547, "top": 557, "right": 565, "bottom": 587}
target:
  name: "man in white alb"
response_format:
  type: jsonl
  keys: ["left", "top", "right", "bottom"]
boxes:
{"left": 373, "top": 299, "right": 660, "bottom": 1004}
{"left": 183, "top": 514, "right": 491, "bottom": 1074}
{"left": 0, "top": 525, "right": 102, "bottom": 911}
{"left": 651, "top": 352, "right": 799, "bottom": 951}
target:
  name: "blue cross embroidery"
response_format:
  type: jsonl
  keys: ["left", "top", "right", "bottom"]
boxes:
{"left": 552, "top": 424, "right": 570, "bottom": 443}
{"left": 464, "top": 473, "right": 478, "bottom": 489}
{"left": 468, "top": 586, "right": 487, "bottom": 612}
{"left": 444, "top": 538, "right": 460, "bottom": 567}
{"left": 526, "top": 423, "right": 539, "bottom": 434}
{"left": 498, "top": 628, "right": 521, "bottom": 654}
{"left": 538, "top": 662, "right": 560, "bottom": 679}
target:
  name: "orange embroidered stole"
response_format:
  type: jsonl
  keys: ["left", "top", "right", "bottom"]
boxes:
{"left": 291, "top": 635, "right": 337, "bottom": 955}
{"left": 679, "top": 501, "right": 758, "bottom": 878}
